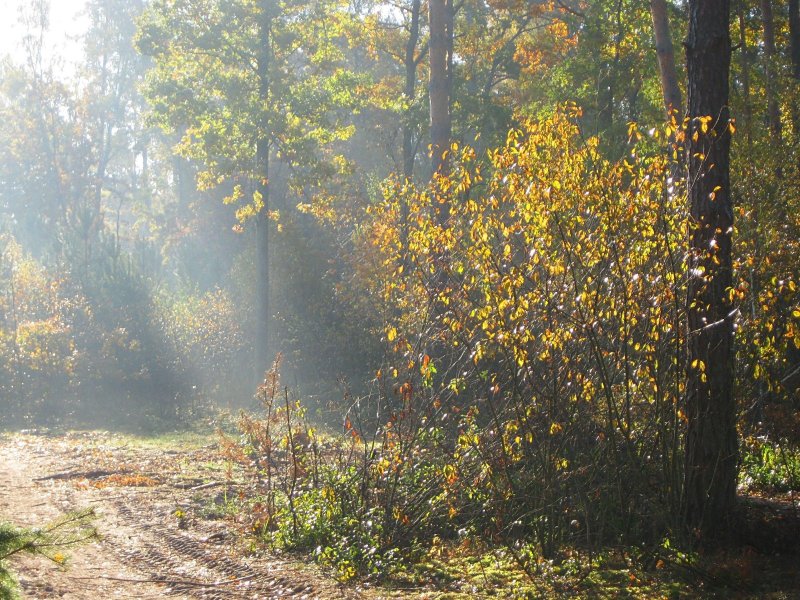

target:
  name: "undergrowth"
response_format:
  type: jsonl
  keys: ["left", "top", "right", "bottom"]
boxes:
{"left": 218, "top": 358, "right": 672, "bottom": 588}
{"left": 739, "top": 436, "right": 800, "bottom": 493}
{"left": 214, "top": 109, "right": 800, "bottom": 584}
{"left": 216, "top": 357, "right": 799, "bottom": 598}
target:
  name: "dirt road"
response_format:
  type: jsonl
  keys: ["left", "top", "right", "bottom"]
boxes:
{"left": 0, "top": 432, "right": 357, "bottom": 599}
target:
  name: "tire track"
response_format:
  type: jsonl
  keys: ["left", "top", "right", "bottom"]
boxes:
{"left": 97, "top": 461, "right": 349, "bottom": 598}
{"left": 1, "top": 433, "right": 358, "bottom": 600}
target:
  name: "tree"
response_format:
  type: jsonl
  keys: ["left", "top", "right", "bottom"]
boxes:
{"left": 359, "top": 0, "right": 429, "bottom": 253}
{"left": 403, "top": 0, "right": 425, "bottom": 181}
{"left": 789, "top": 0, "right": 800, "bottom": 139}
{"left": 138, "top": 0, "right": 362, "bottom": 378}
{"left": 760, "top": 0, "right": 781, "bottom": 144}
{"left": 683, "top": 0, "right": 738, "bottom": 544}
{"left": 651, "top": 0, "right": 682, "bottom": 118}
{"left": 428, "top": 0, "right": 453, "bottom": 227}
{"left": 255, "top": 0, "right": 271, "bottom": 379}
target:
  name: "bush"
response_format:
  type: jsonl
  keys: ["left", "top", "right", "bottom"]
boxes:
{"left": 357, "top": 109, "right": 686, "bottom": 555}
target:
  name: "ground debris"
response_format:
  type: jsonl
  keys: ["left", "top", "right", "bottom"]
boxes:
{"left": 34, "top": 469, "right": 122, "bottom": 481}
{"left": 1, "top": 432, "right": 359, "bottom": 599}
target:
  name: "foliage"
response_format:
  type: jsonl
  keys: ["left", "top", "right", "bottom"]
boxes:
{"left": 354, "top": 109, "right": 687, "bottom": 556}
{"left": 0, "top": 509, "right": 97, "bottom": 600}
{"left": 0, "top": 235, "right": 87, "bottom": 422}
{"left": 0, "top": 231, "right": 248, "bottom": 425}
{"left": 137, "top": 0, "right": 365, "bottom": 219}
{"left": 219, "top": 358, "right": 405, "bottom": 580}
{"left": 740, "top": 436, "right": 800, "bottom": 492}
{"left": 155, "top": 287, "right": 249, "bottom": 406}
{"left": 731, "top": 135, "right": 800, "bottom": 426}
{"left": 220, "top": 111, "right": 696, "bottom": 582}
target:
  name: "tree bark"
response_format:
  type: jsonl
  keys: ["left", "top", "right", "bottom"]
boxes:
{"left": 401, "top": 0, "right": 422, "bottom": 257}
{"left": 683, "top": 0, "right": 738, "bottom": 546}
{"left": 760, "top": 0, "right": 781, "bottom": 143}
{"left": 737, "top": 0, "right": 753, "bottom": 144}
{"left": 255, "top": 0, "right": 272, "bottom": 379}
{"left": 403, "top": 0, "right": 421, "bottom": 180}
{"left": 792, "top": 0, "right": 800, "bottom": 78}
{"left": 651, "top": 0, "right": 683, "bottom": 118}
{"left": 428, "top": 0, "right": 452, "bottom": 225}
{"left": 789, "top": 0, "right": 800, "bottom": 139}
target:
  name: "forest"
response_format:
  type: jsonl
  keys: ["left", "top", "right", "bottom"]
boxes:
{"left": 0, "top": 0, "right": 799, "bottom": 597}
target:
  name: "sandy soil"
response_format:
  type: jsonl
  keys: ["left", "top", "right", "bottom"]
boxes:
{"left": 0, "top": 432, "right": 359, "bottom": 600}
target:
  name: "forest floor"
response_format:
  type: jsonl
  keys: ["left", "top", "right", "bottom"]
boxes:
{"left": 0, "top": 430, "right": 359, "bottom": 600}
{"left": 1, "top": 430, "right": 798, "bottom": 599}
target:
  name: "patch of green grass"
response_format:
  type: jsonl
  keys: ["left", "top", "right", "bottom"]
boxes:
{"left": 108, "top": 430, "right": 217, "bottom": 450}
{"left": 377, "top": 541, "right": 699, "bottom": 600}
{"left": 740, "top": 437, "right": 800, "bottom": 492}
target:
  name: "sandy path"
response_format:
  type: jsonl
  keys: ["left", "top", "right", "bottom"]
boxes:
{"left": 0, "top": 433, "right": 357, "bottom": 600}
{"left": 0, "top": 435, "right": 180, "bottom": 599}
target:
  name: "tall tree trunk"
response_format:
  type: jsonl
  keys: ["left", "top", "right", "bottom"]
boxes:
{"left": 792, "top": 0, "right": 800, "bottom": 78}
{"left": 428, "top": 0, "right": 452, "bottom": 226}
{"left": 789, "top": 0, "right": 800, "bottom": 139}
{"left": 651, "top": 0, "right": 683, "bottom": 118}
{"left": 255, "top": 0, "right": 272, "bottom": 379}
{"left": 760, "top": 0, "right": 781, "bottom": 143}
{"left": 403, "top": 0, "right": 421, "bottom": 180}
{"left": 738, "top": 0, "right": 753, "bottom": 144}
{"left": 401, "top": 0, "right": 422, "bottom": 257}
{"left": 683, "top": 0, "right": 738, "bottom": 545}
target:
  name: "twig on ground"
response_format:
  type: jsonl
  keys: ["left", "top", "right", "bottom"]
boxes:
{"left": 34, "top": 470, "right": 121, "bottom": 482}
{"left": 189, "top": 481, "right": 237, "bottom": 491}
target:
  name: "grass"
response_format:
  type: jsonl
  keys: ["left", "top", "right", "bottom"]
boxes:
{"left": 740, "top": 436, "right": 800, "bottom": 493}
{"left": 375, "top": 543, "right": 696, "bottom": 599}
{"left": 102, "top": 428, "right": 218, "bottom": 449}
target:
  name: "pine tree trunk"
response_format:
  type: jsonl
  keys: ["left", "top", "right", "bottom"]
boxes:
{"left": 255, "top": 0, "right": 271, "bottom": 379}
{"left": 683, "top": 0, "right": 738, "bottom": 546}
{"left": 760, "top": 0, "right": 781, "bottom": 143}
{"left": 428, "top": 0, "right": 452, "bottom": 225}
{"left": 789, "top": 0, "right": 800, "bottom": 139}
{"left": 403, "top": 0, "right": 421, "bottom": 180}
{"left": 401, "top": 0, "right": 422, "bottom": 257}
{"left": 651, "top": 0, "right": 683, "bottom": 118}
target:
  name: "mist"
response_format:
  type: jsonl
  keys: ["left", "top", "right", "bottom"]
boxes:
{"left": 2, "top": 0, "right": 799, "bottom": 596}
{"left": 0, "top": 0, "right": 379, "bottom": 432}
